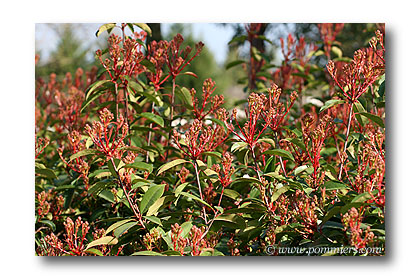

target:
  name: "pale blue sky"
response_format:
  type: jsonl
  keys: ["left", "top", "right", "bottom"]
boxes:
{"left": 35, "top": 23, "right": 237, "bottom": 65}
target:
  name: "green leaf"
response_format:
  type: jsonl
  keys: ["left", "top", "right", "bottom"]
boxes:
{"left": 319, "top": 99, "right": 345, "bottom": 113}
{"left": 132, "top": 251, "right": 163, "bottom": 256}
{"left": 113, "top": 221, "right": 138, "bottom": 238}
{"left": 223, "top": 189, "right": 241, "bottom": 201}
{"left": 69, "top": 149, "right": 98, "bottom": 161}
{"left": 157, "top": 159, "right": 190, "bottom": 176}
{"left": 35, "top": 167, "right": 57, "bottom": 179}
{"left": 39, "top": 220, "right": 56, "bottom": 231}
{"left": 378, "top": 79, "right": 385, "bottom": 97}
{"left": 88, "top": 181, "right": 113, "bottom": 196}
{"left": 98, "top": 189, "right": 115, "bottom": 203}
{"left": 231, "top": 142, "right": 248, "bottom": 153}
{"left": 133, "top": 23, "right": 152, "bottom": 35}
{"left": 96, "top": 23, "right": 116, "bottom": 37}
{"left": 179, "top": 192, "right": 212, "bottom": 209}
{"left": 176, "top": 87, "right": 193, "bottom": 109}
{"left": 214, "top": 214, "right": 246, "bottom": 230}
{"left": 228, "top": 35, "right": 247, "bottom": 45}
{"left": 140, "top": 184, "right": 165, "bottom": 214}
{"left": 139, "top": 60, "right": 156, "bottom": 72}
{"left": 179, "top": 221, "right": 193, "bottom": 238}
{"left": 264, "top": 172, "right": 286, "bottom": 182}
{"left": 323, "top": 180, "right": 348, "bottom": 191}
{"left": 138, "top": 112, "right": 164, "bottom": 127}
{"left": 143, "top": 216, "right": 163, "bottom": 227}
{"left": 226, "top": 60, "right": 245, "bottom": 70}
{"left": 271, "top": 185, "right": 289, "bottom": 202}
{"left": 174, "top": 183, "right": 189, "bottom": 197}
{"left": 351, "top": 190, "right": 378, "bottom": 203}
{"left": 263, "top": 149, "right": 294, "bottom": 162}
{"left": 163, "top": 250, "right": 183, "bottom": 256}
{"left": 331, "top": 46, "right": 343, "bottom": 58}
{"left": 123, "top": 161, "right": 153, "bottom": 173}
{"left": 146, "top": 195, "right": 174, "bottom": 216}
{"left": 105, "top": 219, "right": 135, "bottom": 235}
{"left": 81, "top": 80, "right": 113, "bottom": 112}
{"left": 232, "top": 177, "right": 263, "bottom": 186}
{"left": 294, "top": 165, "right": 309, "bottom": 176}
{"left": 86, "top": 236, "right": 118, "bottom": 249}
{"left": 85, "top": 80, "right": 112, "bottom": 100}
{"left": 127, "top": 81, "right": 161, "bottom": 105}
{"left": 85, "top": 248, "right": 104, "bottom": 256}
{"left": 356, "top": 112, "right": 384, "bottom": 128}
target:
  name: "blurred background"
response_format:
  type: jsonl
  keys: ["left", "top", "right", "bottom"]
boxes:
{"left": 35, "top": 23, "right": 379, "bottom": 102}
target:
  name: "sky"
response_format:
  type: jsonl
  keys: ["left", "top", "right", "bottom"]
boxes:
{"left": 35, "top": 23, "right": 236, "bottom": 65}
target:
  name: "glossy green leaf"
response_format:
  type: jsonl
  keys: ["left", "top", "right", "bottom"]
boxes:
{"left": 157, "top": 159, "right": 189, "bottom": 176}
{"left": 232, "top": 177, "right": 263, "bottom": 186}
{"left": 324, "top": 180, "right": 349, "bottom": 191}
{"left": 294, "top": 165, "right": 309, "bottom": 176}
{"left": 133, "top": 23, "right": 152, "bottom": 35}
{"left": 140, "top": 184, "right": 165, "bottom": 214}
{"left": 113, "top": 221, "right": 138, "bottom": 238}
{"left": 143, "top": 216, "right": 163, "bottom": 227}
{"left": 39, "top": 220, "right": 56, "bottom": 231}
{"left": 86, "top": 236, "right": 118, "bottom": 249}
{"left": 69, "top": 149, "right": 98, "bottom": 161}
{"left": 96, "top": 23, "right": 116, "bottom": 37}
{"left": 138, "top": 112, "right": 164, "bottom": 127}
{"left": 105, "top": 219, "right": 135, "bottom": 235}
{"left": 123, "top": 161, "right": 153, "bottom": 173}
{"left": 132, "top": 251, "right": 163, "bottom": 256}
{"left": 319, "top": 99, "right": 345, "bottom": 112}
{"left": 84, "top": 248, "right": 104, "bottom": 256}
{"left": 226, "top": 60, "right": 245, "bottom": 70}
{"left": 35, "top": 168, "right": 57, "bottom": 179}
{"left": 179, "top": 191, "right": 212, "bottom": 209}
{"left": 356, "top": 112, "right": 384, "bottom": 128}
{"left": 263, "top": 149, "right": 294, "bottom": 162}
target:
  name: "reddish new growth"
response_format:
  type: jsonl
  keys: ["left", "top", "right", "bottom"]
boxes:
{"left": 345, "top": 130, "right": 385, "bottom": 208}
{"left": 55, "top": 86, "right": 88, "bottom": 131}
{"left": 342, "top": 207, "right": 375, "bottom": 249}
{"left": 265, "top": 84, "right": 298, "bottom": 132}
{"left": 301, "top": 113, "right": 333, "bottom": 188}
{"left": 143, "top": 228, "right": 162, "bottom": 252}
{"left": 170, "top": 223, "right": 211, "bottom": 256}
{"left": 291, "top": 190, "right": 319, "bottom": 238}
{"left": 84, "top": 108, "right": 128, "bottom": 160}
{"left": 172, "top": 108, "right": 230, "bottom": 161}
{"left": 369, "top": 30, "right": 385, "bottom": 67}
{"left": 191, "top": 78, "right": 225, "bottom": 121}
{"left": 96, "top": 33, "right": 145, "bottom": 84}
{"left": 36, "top": 190, "right": 64, "bottom": 221}
{"left": 145, "top": 40, "right": 170, "bottom": 90}
{"left": 166, "top": 33, "right": 204, "bottom": 79}
{"left": 229, "top": 92, "right": 272, "bottom": 150}
{"left": 41, "top": 217, "right": 90, "bottom": 256}
{"left": 273, "top": 34, "right": 316, "bottom": 91}
{"left": 58, "top": 131, "right": 90, "bottom": 187}
{"left": 212, "top": 152, "right": 235, "bottom": 206}
{"left": 178, "top": 166, "right": 190, "bottom": 184}
{"left": 327, "top": 34, "right": 385, "bottom": 103}
{"left": 35, "top": 137, "right": 49, "bottom": 159}
{"left": 318, "top": 23, "right": 345, "bottom": 59}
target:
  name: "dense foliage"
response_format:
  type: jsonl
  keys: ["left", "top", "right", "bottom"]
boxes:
{"left": 35, "top": 23, "right": 385, "bottom": 256}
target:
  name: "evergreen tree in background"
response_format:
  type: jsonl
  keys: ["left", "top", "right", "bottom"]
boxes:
{"left": 36, "top": 24, "right": 93, "bottom": 79}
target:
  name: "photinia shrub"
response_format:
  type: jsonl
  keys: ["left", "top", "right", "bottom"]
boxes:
{"left": 35, "top": 23, "right": 385, "bottom": 256}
